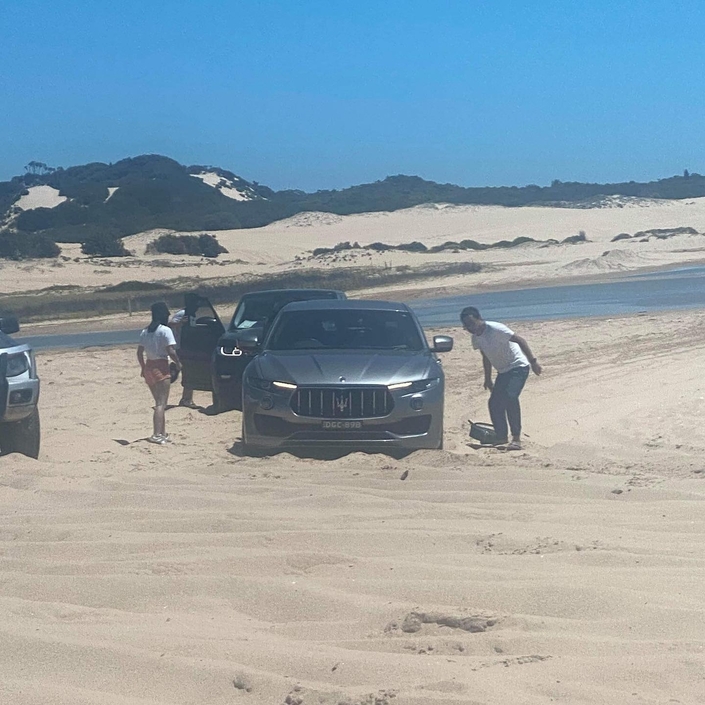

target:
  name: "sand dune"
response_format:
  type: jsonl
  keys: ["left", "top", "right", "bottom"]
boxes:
{"left": 1, "top": 310, "right": 704, "bottom": 703}
{"left": 13, "top": 185, "right": 67, "bottom": 211}
{"left": 4, "top": 198, "right": 705, "bottom": 297}
{"left": 561, "top": 248, "right": 652, "bottom": 273}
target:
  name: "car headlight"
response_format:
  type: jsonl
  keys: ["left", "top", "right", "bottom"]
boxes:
{"left": 248, "top": 377, "right": 297, "bottom": 392}
{"left": 218, "top": 344, "right": 242, "bottom": 357}
{"left": 5, "top": 352, "right": 30, "bottom": 377}
{"left": 388, "top": 378, "right": 440, "bottom": 393}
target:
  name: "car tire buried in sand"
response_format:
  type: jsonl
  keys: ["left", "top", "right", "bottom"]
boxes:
{"left": 240, "top": 417, "right": 266, "bottom": 457}
{"left": 0, "top": 407, "right": 41, "bottom": 459}
{"left": 211, "top": 382, "right": 242, "bottom": 414}
{"left": 211, "top": 389, "right": 226, "bottom": 415}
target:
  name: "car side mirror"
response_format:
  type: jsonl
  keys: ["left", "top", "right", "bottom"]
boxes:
{"left": 237, "top": 330, "right": 261, "bottom": 353}
{"left": 0, "top": 315, "right": 20, "bottom": 335}
{"left": 432, "top": 335, "right": 453, "bottom": 353}
{"left": 196, "top": 316, "right": 219, "bottom": 327}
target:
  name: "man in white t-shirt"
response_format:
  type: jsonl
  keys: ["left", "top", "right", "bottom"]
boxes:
{"left": 461, "top": 306, "right": 542, "bottom": 450}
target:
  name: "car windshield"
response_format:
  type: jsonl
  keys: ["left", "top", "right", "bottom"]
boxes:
{"left": 266, "top": 309, "right": 424, "bottom": 351}
{"left": 230, "top": 296, "right": 280, "bottom": 330}
{"left": 229, "top": 293, "right": 339, "bottom": 330}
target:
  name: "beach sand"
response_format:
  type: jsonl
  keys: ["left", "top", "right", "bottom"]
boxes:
{"left": 1, "top": 309, "right": 704, "bottom": 703}
{"left": 4, "top": 198, "right": 705, "bottom": 299}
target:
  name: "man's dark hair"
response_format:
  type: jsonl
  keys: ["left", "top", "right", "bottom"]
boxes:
{"left": 184, "top": 292, "right": 201, "bottom": 317}
{"left": 460, "top": 306, "right": 481, "bottom": 321}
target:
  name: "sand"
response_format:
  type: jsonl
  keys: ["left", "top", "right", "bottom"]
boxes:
{"left": 1, "top": 308, "right": 704, "bottom": 704}
{"left": 189, "top": 171, "right": 256, "bottom": 201}
{"left": 12, "top": 185, "right": 67, "bottom": 212}
{"left": 4, "top": 197, "right": 705, "bottom": 298}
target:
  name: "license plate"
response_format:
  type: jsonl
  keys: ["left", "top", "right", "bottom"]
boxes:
{"left": 322, "top": 420, "right": 362, "bottom": 430}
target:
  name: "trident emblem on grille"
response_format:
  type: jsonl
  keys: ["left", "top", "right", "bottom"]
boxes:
{"left": 335, "top": 393, "right": 349, "bottom": 413}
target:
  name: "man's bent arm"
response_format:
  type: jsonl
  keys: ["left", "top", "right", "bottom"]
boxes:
{"left": 510, "top": 334, "right": 542, "bottom": 374}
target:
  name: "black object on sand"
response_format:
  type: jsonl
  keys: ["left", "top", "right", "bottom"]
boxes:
{"left": 469, "top": 421, "right": 498, "bottom": 445}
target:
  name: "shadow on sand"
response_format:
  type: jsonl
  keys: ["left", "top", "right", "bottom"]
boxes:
{"left": 227, "top": 440, "right": 412, "bottom": 461}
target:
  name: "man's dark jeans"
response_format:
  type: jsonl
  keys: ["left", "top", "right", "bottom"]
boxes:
{"left": 488, "top": 365, "right": 530, "bottom": 441}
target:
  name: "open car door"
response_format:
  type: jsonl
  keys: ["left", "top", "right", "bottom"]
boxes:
{"left": 177, "top": 293, "right": 225, "bottom": 392}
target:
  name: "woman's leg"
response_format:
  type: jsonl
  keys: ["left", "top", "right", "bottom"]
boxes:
{"left": 149, "top": 379, "right": 171, "bottom": 437}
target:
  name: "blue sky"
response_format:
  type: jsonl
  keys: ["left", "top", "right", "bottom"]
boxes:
{"left": 1, "top": 1, "right": 703, "bottom": 190}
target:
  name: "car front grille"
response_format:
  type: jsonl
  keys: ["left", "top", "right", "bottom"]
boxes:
{"left": 291, "top": 386, "right": 394, "bottom": 418}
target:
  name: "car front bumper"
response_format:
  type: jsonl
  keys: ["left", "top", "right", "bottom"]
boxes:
{"left": 242, "top": 382, "right": 444, "bottom": 451}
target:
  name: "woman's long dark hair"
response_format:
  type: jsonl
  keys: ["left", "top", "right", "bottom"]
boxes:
{"left": 147, "top": 302, "right": 170, "bottom": 333}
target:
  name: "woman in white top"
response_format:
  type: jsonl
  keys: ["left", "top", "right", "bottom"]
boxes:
{"left": 137, "top": 302, "right": 182, "bottom": 445}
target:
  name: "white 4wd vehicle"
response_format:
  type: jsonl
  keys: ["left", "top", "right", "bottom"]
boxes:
{"left": 0, "top": 315, "right": 40, "bottom": 458}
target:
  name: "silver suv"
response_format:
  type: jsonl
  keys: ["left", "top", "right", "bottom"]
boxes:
{"left": 0, "top": 315, "right": 40, "bottom": 458}
{"left": 240, "top": 300, "right": 453, "bottom": 455}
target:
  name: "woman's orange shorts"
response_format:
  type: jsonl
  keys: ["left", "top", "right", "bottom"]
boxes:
{"left": 143, "top": 359, "right": 170, "bottom": 387}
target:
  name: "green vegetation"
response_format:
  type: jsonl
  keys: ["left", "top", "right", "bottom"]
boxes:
{"left": 147, "top": 233, "right": 228, "bottom": 257}
{"left": 102, "top": 281, "right": 172, "bottom": 293}
{"left": 4, "top": 156, "right": 291, "bottom": 249}
{"left": 81, "top": 232, "right": 132, "bottom": 257}
{"left": 0, "top": 261, "right": 482, "bottom": 322}
{"left": 278, "top": 173, "right": 705, "bottom": 215}
{"left": 311, "top": 232, "right": 587, "bottom": 258}
{"left": 611, "top": 226, "right": 699, "bottom": 242}
{"left": 2, "top": 153, "right": 705, "bottom": 260}
{"left": 0, "top": 231, "right": 60, "bottom": 260}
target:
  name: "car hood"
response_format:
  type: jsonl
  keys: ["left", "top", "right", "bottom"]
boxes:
{"left": 218, "top": 327, "right": 264, "bottom": 346}
{"left": 252, "top": 349, "right": 438, "bottom": 386}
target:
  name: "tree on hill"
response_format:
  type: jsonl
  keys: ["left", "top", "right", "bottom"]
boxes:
{"left": 4, "top": 154, "right": 705, "bottom": 245}
{"left": 24, "top": 161, "right": 56, "bottom": 175}
{"left": 0, "top": 230, "right": 60, "bottom": 260}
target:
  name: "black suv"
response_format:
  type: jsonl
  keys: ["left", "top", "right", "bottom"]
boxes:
{"left": 178, "top": 289, "right": 346, "bottom": 412}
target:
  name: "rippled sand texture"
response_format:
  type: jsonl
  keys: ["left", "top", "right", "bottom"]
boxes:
{"left": 1, "top": 310, "right": 705, "bottom": 704}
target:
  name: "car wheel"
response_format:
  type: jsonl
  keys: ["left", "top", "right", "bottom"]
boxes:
{"left": 242, "top": 443, "right": 267, "bottom": 457}
{"left": 231, "top": 383, "right": 243, "bottom": 411}
{"left": 211, "top": 389, "right": 226, "bottom": 415}
{"left": 0, "top": 407, "right": 40, "bottom": 459}
{"left": 212, "top": 383, "right": 242, "bottom": 414}
{"left": 241, "top": 414, "right": 266, "bottom": 457}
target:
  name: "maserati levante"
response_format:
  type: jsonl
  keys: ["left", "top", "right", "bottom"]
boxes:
{"left": 240, "top": 299, "right": 453, "bottom": 454}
